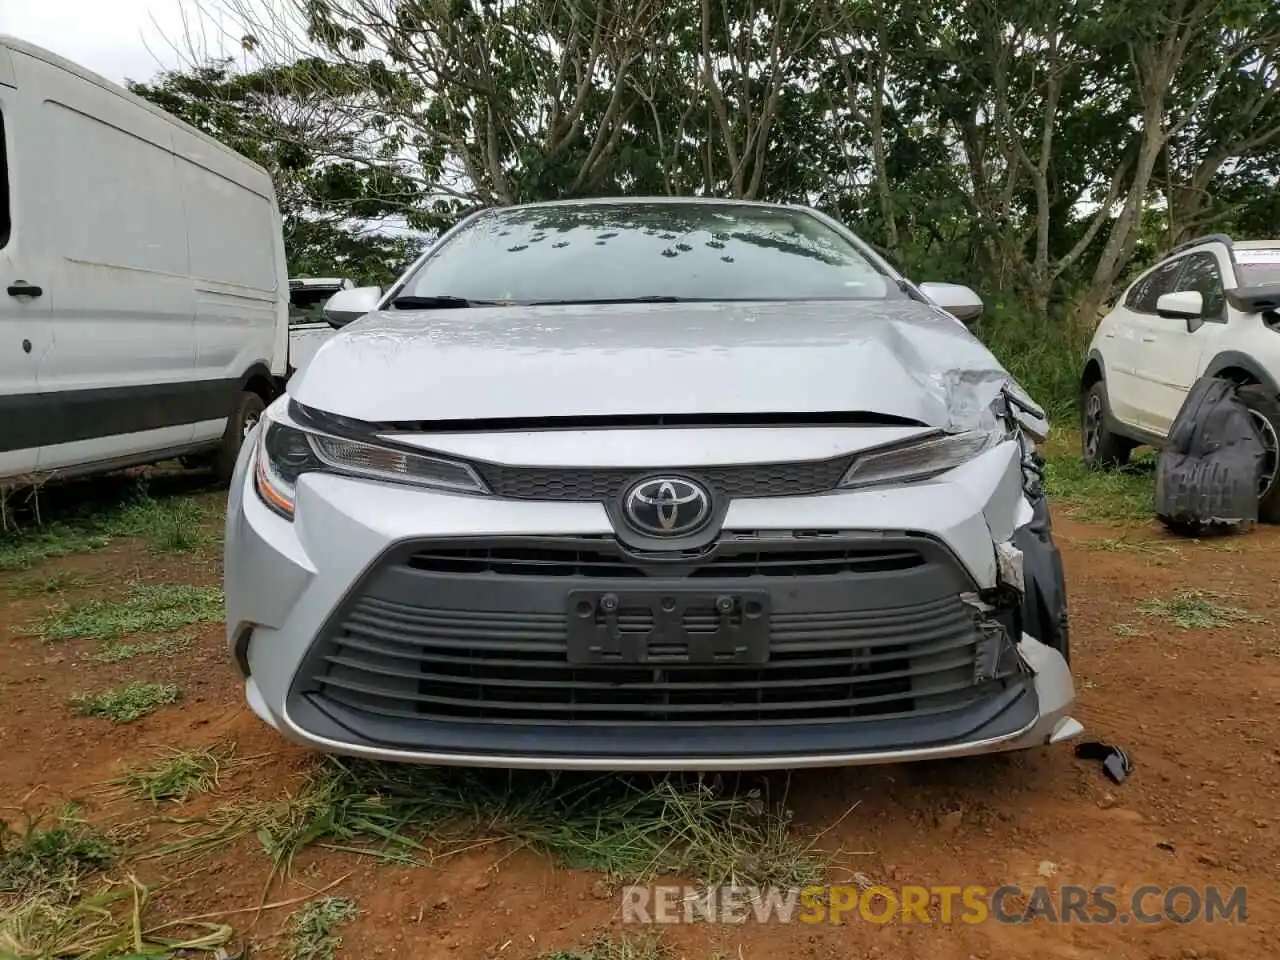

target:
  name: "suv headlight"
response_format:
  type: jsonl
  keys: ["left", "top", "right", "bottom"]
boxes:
{"left": 253, "top": 412, "right": 487, "bottom": 519}
{"left": 839, "top": 429, "right": 1008, "bottom": 489}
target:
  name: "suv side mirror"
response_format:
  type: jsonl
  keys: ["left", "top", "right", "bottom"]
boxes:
{"left": 323, "top": 286, "right": 383, "bottom": 329}
{"left": 918, "top": 282, "right": 984, "bottom": 325}
{"left": 1156, "top": 290, "right": 1203, "bottom": 330}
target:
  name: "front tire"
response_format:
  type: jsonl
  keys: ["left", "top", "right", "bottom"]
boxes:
{"left": 1081, "top": 379, "right": 1133, "bottom": 469}
{"left": 215, "top": 391, "right": 266, "bottom": 485}
{"left": 1237, "top": 384, "right": 1280, "bottom": 523}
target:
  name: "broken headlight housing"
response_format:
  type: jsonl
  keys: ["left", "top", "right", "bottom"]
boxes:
{"left": 253, "top": 409, "right": 488, "bottom": 520}
{"left": 838, "top": 429, "right": 1007, "bottom": 489}
{"left": 839, "top": 385, "right": 1047, "bottom": 491}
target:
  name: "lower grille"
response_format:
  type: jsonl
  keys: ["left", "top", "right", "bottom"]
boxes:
{"left": 297, "top": 536, "right": 1023, "bottom": 729}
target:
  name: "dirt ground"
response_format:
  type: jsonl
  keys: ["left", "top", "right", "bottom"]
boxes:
{"left": 2, "top": 496, "right": 1278, "bottom": 959}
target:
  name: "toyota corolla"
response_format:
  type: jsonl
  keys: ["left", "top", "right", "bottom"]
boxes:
{"left": 224, "top": 197, "right": 1081, "bottom": 770}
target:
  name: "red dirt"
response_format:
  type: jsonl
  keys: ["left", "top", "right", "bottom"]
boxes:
{"left": 2, "top": 509, "right": 1278, "bottom": 959}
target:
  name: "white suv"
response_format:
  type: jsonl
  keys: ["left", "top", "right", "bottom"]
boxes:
{"left": 1081, "top": 235, "right": 1280, "bottom": 519}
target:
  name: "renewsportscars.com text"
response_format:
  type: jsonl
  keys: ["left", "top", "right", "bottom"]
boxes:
{"left": 621, "top": 884, "right": 1248, "bottom": 926}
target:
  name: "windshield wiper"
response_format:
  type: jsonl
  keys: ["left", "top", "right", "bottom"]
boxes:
{"left": 391, "top": 295, "right": 505, "bottom": 309}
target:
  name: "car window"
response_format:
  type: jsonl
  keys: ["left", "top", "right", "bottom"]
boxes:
{"left": 1129, "top": 259, "right": 1184, "bottom": 314}
{"left": 289, "top": 287, "right": 338, "bottom": 325}
{"left": 1171, "top": 252, "right": 1225, "bottom": 319}
{"left": 400, "top": 202, "right": 897, "bottom": 304}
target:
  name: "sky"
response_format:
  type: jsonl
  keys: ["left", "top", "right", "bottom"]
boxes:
{"left": 0, "top": 0, "right": 246, "bottom": 84}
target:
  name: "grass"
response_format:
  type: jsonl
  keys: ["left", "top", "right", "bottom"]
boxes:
{"left": 1137, "top": 589, "right": 1267, "bottom": 630}
{"left": 1081, "top": 537, "right": 1182, "bottom": 558}
{"left": 87, "top": 633, "right": 194, "bottom": 664}
{"left": 106, "top": 746, "right": 239, "bottom": 804}
{"left": 287, "top": 896, "right": 358, "bottom": 960}
{"left": 29, "top": 584, "right": 223, "bottom": 643}
{"left": 6, "top": 571, "right": 91, "bottom": 599}
{"left": 0, "top": 808, "right": 114, "bottom": 901}
{"left": 148, "top": 760, "right": 825, "bottom": 890}
{"left": 1041, "top": 447, "right": 1156, "bottom": 524}
{"left": 977, "top": 304, "right": 1090, "bottom": 424}
{"left": 0, "top": 482, "right": 222, "bottom": 571}
{"left": 542, "top": 932, "right": 670, "bottom": 960}
{"left": 72, "top": 682, "right": 182, "bottom": 723}
{"left": 0, "top": 879, "right": 234, "bottom": 959}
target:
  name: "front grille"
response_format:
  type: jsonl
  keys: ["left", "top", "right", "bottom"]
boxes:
{"left": 405, "top": 540, "right": 927, "bottom": 578}
{"left": 472, "top": 456, "right": 854, "bottom": 501}
{"left": 297, "top": 537, "right": 1022, "bottom": 729}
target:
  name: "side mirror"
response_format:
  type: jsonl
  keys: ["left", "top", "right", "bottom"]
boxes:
{"left": 323, "top": 286, "right": 382, "bottom": 329}
{"left": 918, "top": 281, "right": 984, "bottom": 325}
{"left": 1156, "top": 290, "right": 1203, "bottom": 328}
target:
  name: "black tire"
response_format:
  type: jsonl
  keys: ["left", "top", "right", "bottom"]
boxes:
{"left": 1081, "top": 379, "right": 1134, "bottom": 469}
{"left": 1237, "top": 383, "right": 1280, "bottom": 523}
{"left": 215, "top": 391, "right": 266, "bottom": 485}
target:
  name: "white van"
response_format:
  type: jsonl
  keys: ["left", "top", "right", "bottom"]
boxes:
{"left": 0, "top": 36, "right": 289, "bottom": 485}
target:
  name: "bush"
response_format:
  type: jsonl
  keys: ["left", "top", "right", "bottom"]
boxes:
{"left": 975, "top": 301, "right": 1090, "bottom": 424}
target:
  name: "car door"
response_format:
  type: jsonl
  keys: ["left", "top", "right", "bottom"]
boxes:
{"left": 1132, "top": 252, "right": 1229, "bottom": 435}
{"left": 0, "top": 67, "right": 53, "bottom": 478}
{"left": 1095, "top": 280, "right": 1148, "bottom": 431}
{"left": 1114, "top": 258, "right": 1184, "bottom": 432}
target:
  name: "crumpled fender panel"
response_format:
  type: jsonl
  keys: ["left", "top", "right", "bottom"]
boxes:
{"left": 1156, "top": 376, "right": 1264, "bottom": 535}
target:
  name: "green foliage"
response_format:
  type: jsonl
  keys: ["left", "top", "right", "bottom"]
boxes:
{"left": 287, "top": 897, "right": 358, "bottom": 960}
{"left": 30, "top": 585, "right": 223, "bottom": 643}
{"left": 148, "top": 759, "right": 825, "bottom": 890}
{"left": 1137, "top": 590, "right": 1267, "bottom": 630}
{"left": 0, "top": 808, "right": 114, "bottom": 901}
{"left": 124, "top": 0, "right": 1280, "bottom": 381}
{"left": 108, "top": 746, "right": 239, "bottom": 804}
{"left": 1042, "top": 450, "right": 1156, "bottom": 524}
{"left": 0, "top": 482, "right": 222, "bottom": 571}
{"left": 976, "top": 302, "right": 1092, "bottom": 421}
{"left": 72, "top": 682, "right": 183, "bottom": 724}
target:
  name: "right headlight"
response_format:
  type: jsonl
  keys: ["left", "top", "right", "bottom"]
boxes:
{"left": 838, "top": 430, "right": 1007, "bottom": 490}
{"left": 253, "top": 412, "right": 488, "bottom": 520}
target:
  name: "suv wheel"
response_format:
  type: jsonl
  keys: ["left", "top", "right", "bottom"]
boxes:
{"left": 1081, "top": 379, "right": 1133, "bottom": 469}
{"left": 1238, "top": 384, "right": 1280, "bottom": 522}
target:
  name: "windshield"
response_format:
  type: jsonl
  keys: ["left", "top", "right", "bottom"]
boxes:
{"left": 398, "top": 202, "right": 897, "bottom": 304}
{"left": 1236, "top": 249, "right": 1280, "bottom": 288}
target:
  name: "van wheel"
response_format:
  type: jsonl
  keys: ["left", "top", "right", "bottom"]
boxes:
{"left": 1237, "top": 384, "right": 1280, "bottom": 523}
{"left": 1081, "top": 379, "right": 1133, "bottom": 469}
{"left": 216, "top": 391, "right": 266, "bottom": 485}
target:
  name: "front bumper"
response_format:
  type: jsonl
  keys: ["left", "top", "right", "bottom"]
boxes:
{"left": 226, "top": 432, "right": 1080, "bottom": 771}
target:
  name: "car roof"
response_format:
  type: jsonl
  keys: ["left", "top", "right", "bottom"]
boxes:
{"left": 1232, "top": 239, "right": 1280, "bottom": 250}
{"left": 487, "top": 196, "right": 819, "bottom": 214}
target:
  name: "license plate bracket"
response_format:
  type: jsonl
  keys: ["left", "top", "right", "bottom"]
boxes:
{"left": 566, "top": 589, "right": 770, "bottom": 665}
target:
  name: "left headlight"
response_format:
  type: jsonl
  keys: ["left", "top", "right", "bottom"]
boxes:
{"left": 253, "top": 414, "right": 488, "bottom": 520}
{"left": 839, "top": 429, "right": 1008, "bottom": 490}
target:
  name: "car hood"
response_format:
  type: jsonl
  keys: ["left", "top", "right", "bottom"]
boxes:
{"left": 289, "top": 299, "right": 1036, "bottom": 432}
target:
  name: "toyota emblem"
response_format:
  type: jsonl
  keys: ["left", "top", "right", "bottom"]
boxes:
{"left": 623, "top": 477, "right": 712, "bottom": 536}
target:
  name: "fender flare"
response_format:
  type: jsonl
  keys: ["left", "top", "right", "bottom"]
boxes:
{"left": 238, "top": 362, "right": 283, "bottom": 401}
{"left": 1202, "top": 351, "right": 1280, "bottom": 397}
{"left": 1081, "top": 349, "right": 1107, "bottom": 389}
